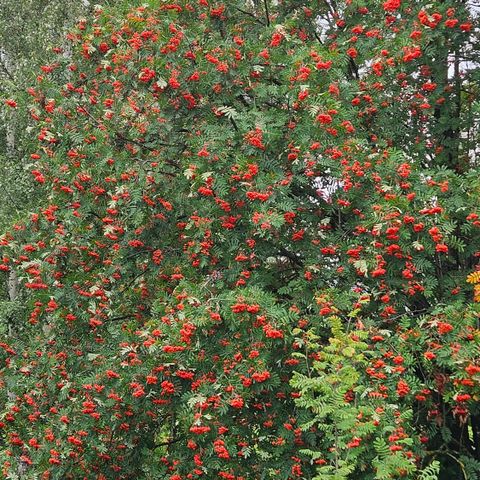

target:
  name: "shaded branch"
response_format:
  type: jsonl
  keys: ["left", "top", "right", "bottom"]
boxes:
{"left": 263, "top": 0, "right": 270, "bottom": 27}
{"left": 155, "top": 436, "right": 184, "bottom": 448}
{"left": 234, "top": 7, "right": 266, "bottom": 26}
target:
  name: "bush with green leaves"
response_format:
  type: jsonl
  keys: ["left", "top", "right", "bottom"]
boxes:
{"left": 0, "top": 1, "right": 479, "bottom": 479}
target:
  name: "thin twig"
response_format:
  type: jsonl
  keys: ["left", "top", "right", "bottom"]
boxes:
{"left": 424, "top": 450, "right": 467, "bottom": 480}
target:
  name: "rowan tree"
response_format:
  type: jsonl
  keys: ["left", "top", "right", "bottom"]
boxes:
{"left": 0, "top": 1, "right": 479, "bottom": 479}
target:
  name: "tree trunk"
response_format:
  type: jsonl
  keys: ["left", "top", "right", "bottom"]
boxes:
{"left": 7, "top": 269, "right": 18, "bottom": 302}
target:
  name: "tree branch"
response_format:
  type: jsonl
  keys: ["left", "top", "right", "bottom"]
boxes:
{"left": 263, "top": 0, "right": 270, "bottom": 27}
{"left": 234, "top": 7, "right": 266, "bottom": 26}
{"left": 155, "top": 436, "right": 184, "bottom": 448}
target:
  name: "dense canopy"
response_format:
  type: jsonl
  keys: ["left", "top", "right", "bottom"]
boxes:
{"left": 0, "top": 1, "right": 479, "bottom": 479}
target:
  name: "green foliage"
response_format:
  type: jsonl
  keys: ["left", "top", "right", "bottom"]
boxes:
{"left": 418, "top": 461, "right": 440, "bottom": 480}
{"left": 0, "top": 1, "right": 478, "bottom": 479}
{"left": 292, "top": 315, "right": 417, "bottom": 479}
